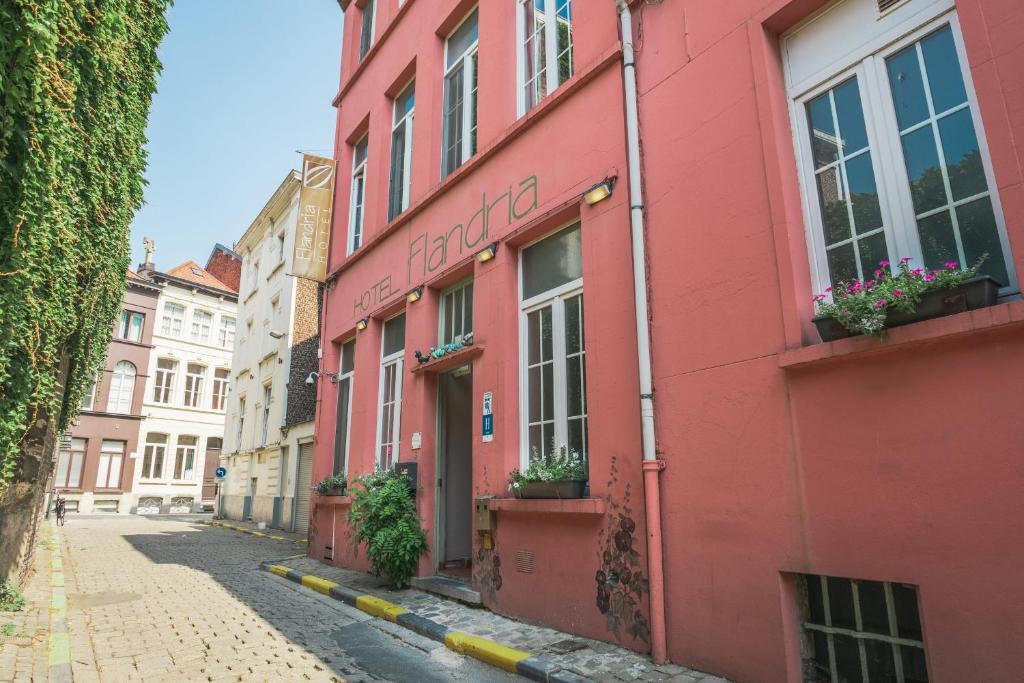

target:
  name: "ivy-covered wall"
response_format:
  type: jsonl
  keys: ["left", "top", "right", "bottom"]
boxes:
{"left": 0, "top": 0, "right": 170, "bottom": 495}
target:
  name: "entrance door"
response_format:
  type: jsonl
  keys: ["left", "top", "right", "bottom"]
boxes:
{"left": 294, "top": 443, "right": 314, "bottom": 535}
{"left": 437, "top": 367, "right": 473, "bottom": 578}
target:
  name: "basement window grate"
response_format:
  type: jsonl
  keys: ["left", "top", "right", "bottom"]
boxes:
{"left": 515, "top": 549, "right": 535, "bottom": 574}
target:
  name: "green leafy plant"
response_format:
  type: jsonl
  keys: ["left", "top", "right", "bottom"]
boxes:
{"left": 508, "top": 443, "right": 587, "bottom": 492}
{"left": 0, "top": 622, "right": 15, "bottom": 636}
{"left": 315, "top": 473, "right": 348, "bottom": 495}
{"left": 347, "top": 469, "right": 428, "bottom": 589}
{"left": 0, "top": 581, "right": 25, "bottom": 612}
{"left": 814, "top": 257, "right": 985, "bottom": 337}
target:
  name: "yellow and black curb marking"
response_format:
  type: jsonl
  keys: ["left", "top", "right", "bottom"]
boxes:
{"left": 48, "top": 519, "right": 72, "bottom": 683}
{"left": 261, "top": 562, "right": 593, "bottom": 683}
{"left": 201, "top": 519, "right": 308, "bottom": 545}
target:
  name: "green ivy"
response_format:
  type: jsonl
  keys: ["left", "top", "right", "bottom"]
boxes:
{"left": 0, "top": 1, "right": 170, "bottom": 492}
{"left": 348, "top": 470, "right": 428, "bottom": 589}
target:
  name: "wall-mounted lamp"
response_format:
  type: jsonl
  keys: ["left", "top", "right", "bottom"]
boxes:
{"left": 475, "top": 242, "right": 499, "bottom": 263}
{"left": 306, "top": 371, "right": 340, "bottom": 385}
{"left": 355, "top": 317, "right": 369, "bottom": 331}
{"left": 582, "top": 177, "right": 616, "bottom": 206}
{"left": 406, "top": 287, "right": 423, "bottom": 304}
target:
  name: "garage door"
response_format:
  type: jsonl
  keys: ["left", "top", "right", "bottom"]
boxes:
{"left": 293, "top": 443, "right": 314, "bottom": 535}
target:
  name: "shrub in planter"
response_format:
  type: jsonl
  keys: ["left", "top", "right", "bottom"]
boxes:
{"left": 813, "top": 257, "right": 992, "bottom": 339}
{"left": 508, "top": 445, "right": 587, "bottom": 499}
{"left": 347, "top": 469, "right": 428, "bottom": 588}
{"left": 315, "top": 473, "right": 348, "bottom": 496}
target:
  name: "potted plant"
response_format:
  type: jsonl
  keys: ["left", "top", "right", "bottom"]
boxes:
{"left": 508, "top": 445, "right": 587, "bottom": 499}
{"left": 315, "top": 473, "right": 347, "bottom": 497}
{"left": 812, "top": 257, "right": 1000, "bottom": 341}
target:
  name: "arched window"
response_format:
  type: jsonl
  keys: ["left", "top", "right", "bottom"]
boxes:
{"left": 106, "top": 361, "right": 136, "bottom": 414}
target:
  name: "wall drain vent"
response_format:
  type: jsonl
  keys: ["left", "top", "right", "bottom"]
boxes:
{"left": 515, "top": 549, "right": 535, "bottom": 574}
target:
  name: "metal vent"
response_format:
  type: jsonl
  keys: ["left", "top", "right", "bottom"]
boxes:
{"left": 877, "top": 0, "right": 904, "bottom": 14}
{"left": 515, "top": 549, "right": 535, "bottom": 574}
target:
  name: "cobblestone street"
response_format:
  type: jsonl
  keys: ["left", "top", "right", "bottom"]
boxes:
{"left": 12, "top": 515, "right": 518, "bottom": 682}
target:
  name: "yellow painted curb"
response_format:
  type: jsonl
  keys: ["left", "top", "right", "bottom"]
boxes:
{"left": 356, "top": 594, "right": 409, "bottom": 622}
{"left": 268, "top": 565, "right": 290, "bottom": 578}
{"left": 444, "top": 631, "right": 530, "bottom": 672}
{"left": 301, "top": 574, "right": 339, "bottom": 595}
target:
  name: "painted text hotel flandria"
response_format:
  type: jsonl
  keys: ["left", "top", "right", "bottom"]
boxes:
{"left": 313, "top": 0, "right": 1024, "bottom": 681}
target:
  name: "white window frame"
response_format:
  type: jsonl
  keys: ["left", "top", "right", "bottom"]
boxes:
{"left": 80, "top": 372, "right": 101, "bottom": 411}
{"left": 173, "top": 435, "right": 199, "bottom": 482}
{"left": 359, "top": 0, "right": 377, "bottom": 59}
{"left": 218, "top": 315, "right": 236, "bottom": 348}
{"left": 438, "top": 278, "right": 474, "bottom": 344}
{"left": 441, "top": 9, "right": 479, "bottom": 178}
{"left": 334, "top": 339, "right": 356, "bottom": 476}
{"left": 211, "top": 368, "right": 230, "bottom": 411}
{"left": 56, "top": 438, "right": 86, "bottom": 489}
{"left": 161, "top": 302, "right": 185, "bottom": 337}
{"left": 191, "top": 309, "right": 213, "bottom": 344}
{"left": 183, "top": 363, "right": 206, "bottom": 408}
{"left": 260, "top": 383, "right": 272, "bottom": 447}
{"left": 375, "top": 317, "right": 405, "bottom": 470}
{"left": 389, "top": 80, "right": 415, "bottom": 221}
{"left": 516, "top": 0, "right": 574, "bottom": 115}
{"left": 236, "top": 396, "right": 246, "bottom": 449}
{"left": 96, "top": 440, "right": 125, "bottom": 489}
{"left": 787, "top": 5, "right": 1017, "bottom": 297}
{"left": 348, "top": 135, "right": 369, "bottom": 254}
{"left": 141, "top": 433, "right": 168, "bottom": 481}
{"left": 106, "top": 361, "right": 136, "bottom": 414}
{"left": 119, "top": 309, "right": 145, "bottom": 342}
{"left": 153, "top": 358, "right": 177, "bottom": 404}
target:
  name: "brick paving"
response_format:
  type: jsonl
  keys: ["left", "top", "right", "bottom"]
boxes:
{"left": 0, "top": 525, "right": 52, "bottom": 683}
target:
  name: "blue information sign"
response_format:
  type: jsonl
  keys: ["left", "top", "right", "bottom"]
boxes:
{"left": 215, "top": 467, "right": 227, "bottom": 479}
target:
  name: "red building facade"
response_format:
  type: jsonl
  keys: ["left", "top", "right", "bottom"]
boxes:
{"left": 315, "top": 0, "right": 1024, "bottom": 680}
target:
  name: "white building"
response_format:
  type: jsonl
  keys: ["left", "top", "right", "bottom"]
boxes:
{"left": 220, "top": 171, "right": 320, "bottom": 535}
{"left": 134, "top": 253, "right": 239, "bottom": 514}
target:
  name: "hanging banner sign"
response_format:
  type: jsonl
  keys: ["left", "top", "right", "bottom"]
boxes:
{"left": 290, "top": 154, "right": 336, "bottom": 282}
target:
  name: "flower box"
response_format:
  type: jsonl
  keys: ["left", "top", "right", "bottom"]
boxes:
{"left": 318, "top": 486, "right": 346, "bottom": 497}
{"left": 512, "top": 480, "right": 587, "bottom": 499}
{"left": 814, "top": 275, "right": 1001, "bottom": 342}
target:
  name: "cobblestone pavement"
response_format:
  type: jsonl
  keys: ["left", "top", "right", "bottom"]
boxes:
{"left": 51, "top": 515, "right": 520, "bottom": 682}
{"left": 275, "top": 556, "right": 729, "bottom": 683}
{"left": 0, "top": 524, "right": 53, "bottom": 682}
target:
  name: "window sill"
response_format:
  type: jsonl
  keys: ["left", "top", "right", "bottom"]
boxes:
{"left": 779, "top": 300, "right": 1024, "bottom": 370}
{"left": 313, "top": 494, "right": 352, "bottom": 507}
{"left": 267, "top": 262, "right": 285, "bottom": 279}
{"left": 488, "top": 497, "right": 606, "bottom": 515}
{"left": 410, "top": 345, "right": 483, "bottom": 374}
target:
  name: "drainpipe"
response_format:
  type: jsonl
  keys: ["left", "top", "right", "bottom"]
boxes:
{"left": 615, "top": 0, "right": 668, "bottom": 665}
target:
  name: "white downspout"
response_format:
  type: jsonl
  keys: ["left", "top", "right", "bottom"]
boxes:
{"left": 616, "top": 0, "right": 668, "bottom": 664}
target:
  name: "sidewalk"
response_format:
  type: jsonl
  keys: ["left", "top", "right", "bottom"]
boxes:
{"left": 269, "top": 554, "right": 728, "bottom": 683}
{"left": 204, "top": 516, "right": 308, "bottom": 544}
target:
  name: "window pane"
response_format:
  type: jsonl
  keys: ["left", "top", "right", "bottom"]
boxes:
{"left": 816, "top": 167, "right": 851, "bottom": 244}
{"left": 528, "top": 366, "right": 542, "bottom": 422}
{"left": 806, "top": 576, "right": 826, "bottom": 625}
{"left": 97, "top": 454, "right": 110, "bottom": 487}
{"left": 807, "top": 630, "right": 831, "bottom": 682}
{"left": 863, "top": 639, "right": 897, "bottom": 682}
{"left": 541, "top": 363, "right": 553, "bottom": 422}
{"left": 857, "top": 580, "right": 890, "bottom": 635}
{"left": 388, "top": 125, "right": 407, "bottom": 221}
{"left": 555, "top": 0, "right": 573, "bottom": 85}
{"left": 528, "top": 424, "right": 543, "bottom": 460}
{"left": 446, "top": 10, "right": 478, "bottom": 69}
{"left": 833, "top": 78, "right": 868, "bottom": 154}
{"left": 921, "top": 26, "right": 967, "bottom": 114}
{"left": 887, "top": 44, "right": 930, "bottom": 130}
{"left": 832, "top": 634, "right": 864, "bottom": 683}
{"left": 917, "top": 210, "right": 958, "bottom": 271}
{"left": 528, "top": 309, "right": 542, "bottom": 365}
{"left": 443, "top": 65, "right": 465, "bottom": 175}
{"left": 858, "top": 232, "right": 889, "bottom": 279}
{"left": 463, "top": 283, "right": 473, "bottom": 334}
{"left": 56, "top": 452, "right": 70, "bottom": 487}
{"left": 807, "top": 92, "right": 838, "bottom": 169}
{"left": 826, "top": 242, "right": 858, "bottom": 286}
{"left": 901, "top": 125, "right": 945, "bottom": 214}
{"left": 957, "top": 197, "right": 1008, "bottom": 285}
{"left": 334, "top": 376, "right": 351, "bottom": 474}
{"left": 522, "top": 224, "right": 583, "bottom": 299}
{"left": 540, "top": 306, "right": 552, "bottom": 362}
{"left": 564, "top": 295, "right": 582, "bottom": 354}
{"left": 901, "top": 646, "right": 930, "bottom": 683}
{"left": 566, "top": 356, "right": 583, "bottom": 416}
{"left": 827, "top": 577, "right": 857, "bottom": 630}
{"left": 359, "top": 0, "right": 374, "bottom": 57}
{"left": 68, "top": 453, "right": 83, "bottom": 488}
{"left": 937, "top": 108, "right": 985, "bottom": 202}
{"left": 341, "top": 340, "right": 356, "bottom": 374}
{"left": 567, "top": 417, "right": 586, "bottom": 461}
{"left": 846, "top": 153, "right": 882, "bottom": 234}
{"left": 382, "top": 314, "right": 406, "bottom": 356}
{"left": 396, "top": 82, "right": 415, "bottom": 119}
{"left": 892, "top": 583, "right": 923, "bottom": 641}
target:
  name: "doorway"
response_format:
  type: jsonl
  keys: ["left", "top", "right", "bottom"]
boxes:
{"left": 436, "top": 366, "right": 473, "bottom": 580}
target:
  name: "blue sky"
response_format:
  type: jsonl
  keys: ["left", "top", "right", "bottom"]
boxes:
{"left": 129, "top": 0, "right": 344, "bottom": 272}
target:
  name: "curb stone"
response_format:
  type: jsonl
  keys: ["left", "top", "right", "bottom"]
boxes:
{"left": 48, "top": 519, "right": 72, "bottom": 683}
{"left": 260, "top": 561, "right": 595, "bottom": 682}
{"left": 201, "top": 519, "right": 308, "bottom": 544}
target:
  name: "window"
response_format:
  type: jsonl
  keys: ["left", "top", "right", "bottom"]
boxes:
{"left": 161, "top": 302, "right": 185, "bottom": 336}
{"left": 260, "top": 384, "right": 272, "bottom": 446}
{"left": 334, "top": 340, "right": 356, "bottom": 476}
{"left": 270, "top": 296, "right": 281, "bottom": 328}
{"left": 173, "top": 435, "right": 198, "bottom": 481}
{"left": 96, "top": 440, "right": 125, "bottom": 489}
{"left": 218, "top": 316, "right": 236, "bottom": 348}
{"left": 141, "top": 433, "right": 168, "bottom": 480}
{"left": 80, "top": 372, "right": 101, "bottom": 411}
{"left": 519, "top": 0, "right": 574, "bottom": 113}
{"left": 118, "top": 310, "right": 145, "bottom": 342}
{"left": 442, "top": 9, "right": 479, "bottom": 177}
{"left": 183, "top": 363, "right": 206, "bottom": 408}
{"left": 55, "top": 438, "right": 85, "bottom": 489}
{"left": 790, "top": 13, "right": 1014, "bottom": 296}
{"left": 106, "top": 361, "right": 136, "bottom": 414}
{"left": 359, "top": 0, "right": 376, "bottom": 59}
{"left": 376, "top": 314, "right": 405, "bottom": 469}
{"left": 212, "top": 368, "right": 230, "bottom": 410}
{"left": 191, "top": 309, "right": 213, "bottom": 343}
{"left": 389, "top": 81, "right": 415, "bottom": 221}
{"left": 153, "top": 358, "right": 177, "bottom": 404}
{"left": 276, "top": 231, "right": 286, "bottom": 265}
{"left": 439, "top": 279, "right": 474, "bottom": 344}
{"left": 520, "top": 223, "right": 587, "bottom": 467}
{"left": 237, "top": 397, "right": 246, "bottom": 448}
{"left": 348, "top": 136, "right": 369, "bottom": 254}
{"left": 798, "top": 574, "right": 929, "bottom": 683}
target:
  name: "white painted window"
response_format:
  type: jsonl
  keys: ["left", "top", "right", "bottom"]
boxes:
{"left": 118, "top": 310, "right": 145, "bottom": 342}
{"left": 786, "top": 3, "right": 1016, "bottom": 295}
{"left": 212, "top": 368, "right": 230, "bottom": 411}
{"left": 183, "top": 363, "right": 206, "bottom": 408}
{"left": 96, "top": 440, "right": 125, "bottom": 489}
{"left": 376, "top": 314, "right": 405, "bottom": 470}
{"left": 389, "top": 81, "right": 415, "bottom": 221}
{"left": 106, "top": 361, "right": 136, "bottom": 414}
{"left": 260, "top": 384, "right": 272, "bottom": 446}
{"left": 276, "top": 231, "right": 286, "bottom": 265}
{"left": 798, "top": 573, "right": 928, "bottom": 683}
{"left": 218, "top": 316, "right": 236, "bottom": 348}
{"left": 80, "top": 372, "right": 101, "bottom": 411}
{"left": 237, "top": 397, "right": 246, "bottom": 448}
{"left": 141, "top": 433, "right": 168, "bottom": 480}
{"left": 517, "top": 0, "right": 574, "bottom": 114}
{"left": 442, "top": 9, "right": 479, "bottom": 177}
{"left": 519, "top": 223, "right": 587, "bottom": 467}
{"left": 152, "top": 358, "right": 177, "bottom": 404}
{"left": 160, "top": 302, "right": 185, "bottom": 336}
{"left": 252, "top": 260, "right": 260, "bottom": 290}
{"left": 439, "top": 279, "right": 474, "bottom": 344}
{"left": 334, "top": 339, "right": 356, "bottom": 476}
{"left": 191, "top": 309, "right": 213, "bottom": 343}
{"left": 348, "top": 135, "right": 369, "bottom": 254}
{"left": 173, "top": 435, "right": 198, "bottom": 481}
{"left": 56, "top": 438, "right": 85, "bottom": 489}
{"left": 359, "top": 0, "right": 376, "bottom": 59}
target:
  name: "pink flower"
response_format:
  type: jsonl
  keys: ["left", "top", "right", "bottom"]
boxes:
{"left": 893, "top": 289, "right": 905, "bottom": 297}
{"left": 813, "top": 294, "right": 826, "bottom": 303}
{"left": 924, "top": 273, "right": 936, "bottom": 282}
{"left": 874, "top": 269, "right": 883, "bottom": 277}
{"left": 874, "top": 299, "right": 887, "bottom": 308}
{"left": 879, "top": 260, "right": 890, "bottom": 267}
{"left": 944, "top": 261, "right": 959, "bottom": 269}
{"left": 900, "top": 257, "right": 912, "bottom": 264}
{"left": 912, "top": 268, "right": 923, "bottom": 276}
{"left": 825, "top": 286, "right": 833, "bottom": 293}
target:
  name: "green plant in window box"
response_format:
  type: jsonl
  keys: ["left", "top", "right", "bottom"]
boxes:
{"left": 315, "top": 473, "right": 348, "bottom": 496}
{"left": 508, "top": 444, "right": 587, "bottom": 499}
{"left": 347, "top": 469, "right": 428, "bottom": 588}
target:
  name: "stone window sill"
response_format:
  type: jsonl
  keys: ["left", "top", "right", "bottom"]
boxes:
{"left": 488, "top": 497, "right": 606, "bottom": 515}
